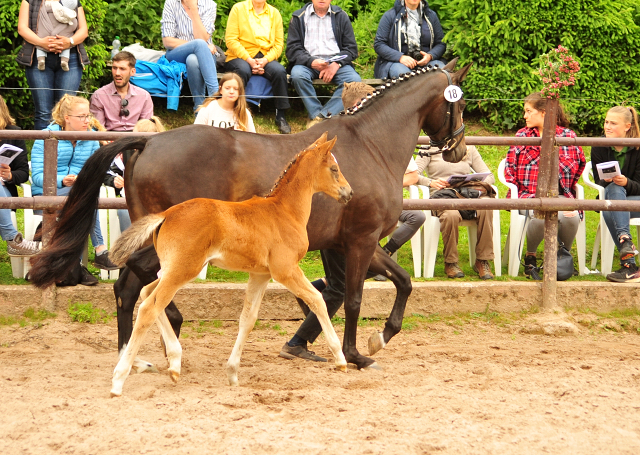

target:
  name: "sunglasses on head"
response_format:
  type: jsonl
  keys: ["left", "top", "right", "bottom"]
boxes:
{"left": 120, "top": 98, "right": 129, "bottom": 117}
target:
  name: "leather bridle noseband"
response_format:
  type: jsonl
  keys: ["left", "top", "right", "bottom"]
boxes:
{"left": 417, "top": 69, "right": 466, "bottom": 158}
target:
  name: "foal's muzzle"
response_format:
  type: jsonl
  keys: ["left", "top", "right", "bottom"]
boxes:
{"left": 339, "top": 186, "right": 353, "bottom": 204}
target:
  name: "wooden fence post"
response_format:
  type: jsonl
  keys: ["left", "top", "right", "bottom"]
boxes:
{"left": 536, "top": 98, "right": 560, "bottom": 309}
{"left": 41, "top": 138, "right": 58, "bottom": 311}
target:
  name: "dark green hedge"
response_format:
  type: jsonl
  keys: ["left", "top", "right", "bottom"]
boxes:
{"left": 2, "top": 0, "right": 639, "bottom": 132}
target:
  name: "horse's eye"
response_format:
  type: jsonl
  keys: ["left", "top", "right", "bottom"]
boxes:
{"left": 330, "top": 165, "right": 339, "bottom": 173}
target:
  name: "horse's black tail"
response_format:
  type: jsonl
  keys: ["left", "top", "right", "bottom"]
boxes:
{"left": 29, "top": 136, "right": 149, "bottom": 288}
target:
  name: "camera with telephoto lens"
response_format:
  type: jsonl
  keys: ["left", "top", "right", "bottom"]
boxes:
{"left": 408, "top": 50, "right": 423, "bottom": 61}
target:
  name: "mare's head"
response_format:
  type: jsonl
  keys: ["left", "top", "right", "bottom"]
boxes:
{"left": 306, "top": 132, "right": 353, "bottom": 204}
{"left": 421, "top": 59, "right": 473, "bottom": 163}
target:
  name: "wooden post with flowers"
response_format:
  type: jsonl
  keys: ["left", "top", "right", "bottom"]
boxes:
{"left": 535, "top": 45, "right": 580, "bottom": 309}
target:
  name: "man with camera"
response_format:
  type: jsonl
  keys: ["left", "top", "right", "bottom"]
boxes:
{"left": 286, "top": 0, "right": 361, "bottom": 127}
{"left": 373, "top": 0, "right": 446, "bottom": 79}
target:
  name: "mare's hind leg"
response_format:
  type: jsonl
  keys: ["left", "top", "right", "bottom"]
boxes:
{"left": 226, "top": 273, "right": 271, "bottom": 387}
{"left": 275, "top": 267, "right": 347, "bottom": 371}
{"left": 111, "top": 273, "right": 190, "bottom": 397}
{"left": 365, "top": 245, "right": 412, "bottom": 355}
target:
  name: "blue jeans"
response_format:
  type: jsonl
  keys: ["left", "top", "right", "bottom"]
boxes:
{"left": 0, "top": 184, "right": 19, "bottom": 241}
{"left": 25, "top": 51, "right": 82, "bottom": 130}
{"left": 603, "top": 183, "right": 640, "bottom": 251}
{"left": 117, "top": 208, "right": 131, "bottom": 233}
{"left": 290, "top": 65, "right": 361, "bottom": 119}
{"left": 35, "top": 186, "right": 104, "bottom": 248}
{"left": 165, "top": 40, "right": 219, "bottom": 110}
{"left": 381, "top": 60, "right": 447, "bottom": 79}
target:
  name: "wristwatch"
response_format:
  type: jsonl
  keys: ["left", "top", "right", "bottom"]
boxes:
{"left": 69, "top": 37, "right": 75, "bottom": 46}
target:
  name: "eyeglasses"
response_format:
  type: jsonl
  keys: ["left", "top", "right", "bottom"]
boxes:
{"left": 67, "top": 114, "right": 94, "bottom": 121}
{"left": 120, "top": 98, "right": 129, "bottom": 117}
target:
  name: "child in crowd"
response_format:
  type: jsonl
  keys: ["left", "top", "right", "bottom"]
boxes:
{"left": 194, "top": 73, "right": 255, "bottom": 132}
{"left": 104, "top": 116, "right": 166, "bottom": 233}
{"left": 36, "top": 0, "right": 78, "bottom": 71}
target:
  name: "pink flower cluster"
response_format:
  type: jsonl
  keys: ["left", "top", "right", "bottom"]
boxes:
{"left": 538, "top": 45, "right": 581, "bottom": 99}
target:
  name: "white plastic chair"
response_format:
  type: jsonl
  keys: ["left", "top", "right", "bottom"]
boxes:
{"left": 404, "top": 185, "right": 427, "bottom": 278}
{"left": 582, "top": 161, "right": 640, "bottom": 275}
{"left": 98, "top": 186, "right": 122, "bottom": 280}
{"left": 498, "top": 158, "right": 586, "bottom": 277}
{"left": 21, "top": 183, "right": 41, "bottom": 242}
{"left": 422, "top": 181, "right": 502, "bottom": 278}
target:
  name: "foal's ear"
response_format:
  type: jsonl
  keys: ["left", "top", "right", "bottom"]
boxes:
{"left": 322, "top": 135, "right": 338, "bottom": 157}
{"left": 310, "top": 131, "right": 329, "bottom": 149}
{"left": 443, "top": 57, "right": 459, "bottom": 72}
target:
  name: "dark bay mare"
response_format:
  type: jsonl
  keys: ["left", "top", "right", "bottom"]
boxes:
{"left": 29, "top": 60, "right": 471, "bottom": 370}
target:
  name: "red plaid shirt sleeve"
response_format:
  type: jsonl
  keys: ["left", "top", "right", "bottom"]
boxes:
{"left": 556, "top": 126, "right": 586, "bottom": 199}
{"left": 505, "top": 127, "right": 540, "bottom": 199}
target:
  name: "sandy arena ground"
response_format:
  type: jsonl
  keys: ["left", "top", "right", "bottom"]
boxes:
{"left": 1, "top": 314, "right": 640, "bottom": 454}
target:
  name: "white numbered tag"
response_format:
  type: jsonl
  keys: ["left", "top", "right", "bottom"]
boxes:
{"left": 444, "top": 85, "right": 463, "bottom": 102}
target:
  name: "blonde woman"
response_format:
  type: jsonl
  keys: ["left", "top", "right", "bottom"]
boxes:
{"left": 194, "top": 73, "right": 255, "bottom": 132}
{"left": 30, "top": 95, "right": 117, "bottom": 284}
{"left": 0, "top": 95, "right": 39, "bottom": 257}
{"left": 104, "top": 116, "right": 166, "bottom": 232}
{"left": 592, "top": 106, "right": 640, "bottom": 282}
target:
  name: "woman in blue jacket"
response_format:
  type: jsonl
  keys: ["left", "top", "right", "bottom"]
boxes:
{"left": 374, "top": 0, "right": 446, "bottom": 79}
{"left": 31, "top": 95, "right": 117, "bottom": 283}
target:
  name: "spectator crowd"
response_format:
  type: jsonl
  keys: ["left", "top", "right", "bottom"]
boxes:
{"left": 3, "top": 0, "right": 639, "bottom": 285}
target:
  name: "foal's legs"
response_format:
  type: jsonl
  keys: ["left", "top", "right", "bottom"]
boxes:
{"left": 226, "top": 273, "right": 271, "bottom": 386}
{"left": 155, "top": 310, "right": 183, "bottom": 383}
{"left": 111, "top": 273, "right": 191, "bottom": 397}
{"left": 275, "top": 267, "right": 347, "bottom": 371}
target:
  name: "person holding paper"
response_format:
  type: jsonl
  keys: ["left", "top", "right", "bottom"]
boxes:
{"left": 224, "top": 0, "right": 291, "bottom": 134}
{"left": 591, "top": 106, "right": 640, "bottom": 283}
{"left": 416, "top": 145, "right": 496, "bottom": 279}
{"left": 0, "top": 95, "right": 40, "bottom": 257}
{"left": 286, "top": 0, "right": 361, "bottom": 127}
{"left": 504, "top": 92, "right": 586, "bottom": 277}
{"left": 373, "top": 0, "right": 446, "bottom": 79}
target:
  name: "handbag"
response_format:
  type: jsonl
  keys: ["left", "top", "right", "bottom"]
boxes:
{"left": 431, "top": 180, "right": 496, "bottom": 220}
{"left": 528, "top": 242, "right": 574, "bottom": 281}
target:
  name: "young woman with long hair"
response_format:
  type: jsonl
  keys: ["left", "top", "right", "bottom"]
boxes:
{"left": 194, "top": 73, "right": 255, "bottom": 132}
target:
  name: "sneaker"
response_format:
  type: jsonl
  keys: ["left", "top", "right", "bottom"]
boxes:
{"left": 93, "top": 251, "right": 119, "bottom": 270}
{"left": 80, "top": 266, "right": 98, "bottom": 286}
{"left": 444, "top": 262, "right": 464, "bottom": 278}
{"left": 6, "top": 233, "right": 40, "bottom": 257}
{"left": 606, "top": 263, "right": 640, "bottom": 283}
{"left": 524, "top": 254, "right": 537, "bottom": 277}
{"left": 275, "top": 116, "right": 291, "bottom": 134}
{"left": 473, "top": 259, "right": 494, "bottom": 280}
{"left": 279, "top": 342, "right": 327, "bottom": 362}
{"left": 619, "top": 235, "right": 639, "bottom": 262}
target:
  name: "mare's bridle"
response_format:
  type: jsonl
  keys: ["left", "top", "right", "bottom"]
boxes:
{"left": 417, "top": 69, "right": 466, "bottom": 158}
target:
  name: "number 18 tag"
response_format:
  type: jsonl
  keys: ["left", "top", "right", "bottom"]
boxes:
{"left": 444, "top": 85, "right": 463, "bottom": 102}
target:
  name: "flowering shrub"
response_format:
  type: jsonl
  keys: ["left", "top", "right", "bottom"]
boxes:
{"left": 538, "top": 45, "right": 580, "bottom": 99}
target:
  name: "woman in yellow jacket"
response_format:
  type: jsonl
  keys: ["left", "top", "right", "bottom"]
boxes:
{"left": 224, "top": 0, "right": 290, "bottom": 134}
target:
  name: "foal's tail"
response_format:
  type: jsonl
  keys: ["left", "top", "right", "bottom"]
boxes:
{"left": 110, "top": 214, "right": 166, "bottom": 267}
{"left": 29, "top": 137, "right": 149, "bottom": 288}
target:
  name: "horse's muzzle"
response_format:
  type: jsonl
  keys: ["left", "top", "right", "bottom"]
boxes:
{"left": 339, "top": 186, "right": 353, "bottom": 204}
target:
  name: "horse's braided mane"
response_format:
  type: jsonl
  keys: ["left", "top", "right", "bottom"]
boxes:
{"left": 337, "top": 66, "right": 440, "bottom": 118}
{"left": 264, "top": 146, "right": 313, "bottom": 197}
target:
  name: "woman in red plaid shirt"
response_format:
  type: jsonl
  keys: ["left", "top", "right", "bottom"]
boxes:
{"left": 505, "top": 92, "right": 586, "bottom": 277}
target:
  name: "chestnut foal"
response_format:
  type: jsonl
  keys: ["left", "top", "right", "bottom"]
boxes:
{"left": 109, "top": 134, "right": 352, "bottom": 397}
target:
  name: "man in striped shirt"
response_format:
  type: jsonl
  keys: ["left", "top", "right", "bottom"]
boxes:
{"left": 286, "top": 0, "right": 361, "bottom": 127}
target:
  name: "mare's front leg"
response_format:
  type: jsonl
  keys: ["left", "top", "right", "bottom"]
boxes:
{"left": 226, "top": 273, "right": 271, "bottom": 386}
{"left": 365, "top": 245, "right": 412, "bottom": 355}
{"left": 276, "top": 268, "right": 347, "bottom": 371}
{"left": 343, "top": 240, "right": 380, "bottom": 369}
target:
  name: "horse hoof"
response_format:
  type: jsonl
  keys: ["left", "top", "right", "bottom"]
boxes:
{"left": 335, "top": 363, "right": 348, "bottom": 372}
{"left": 110, "top": 389, "right": 122, "bottom": 398}
{"left": 367, "top": 331, "right": 386, "bottom": 356}
{"left": 168, "top": 369, "right": 180, "bottom": 383}
{"left": 364, "top": 362, "right": 383, "bottom": 371}
{"left": 228, "top": 375, "right": 239, "bottom": 387}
